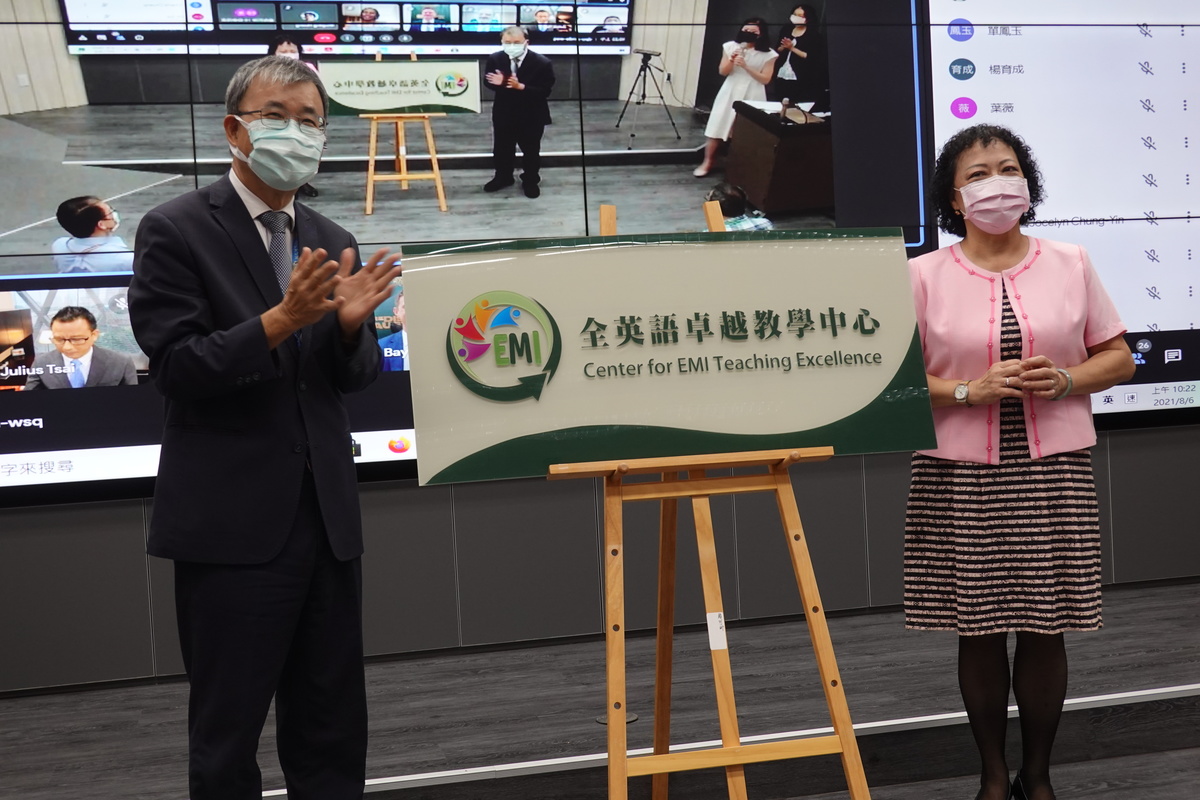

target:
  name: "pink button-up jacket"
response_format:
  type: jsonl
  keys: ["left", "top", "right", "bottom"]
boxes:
{"left": 909, "top": 238, "right": 1126, "bottom": 464}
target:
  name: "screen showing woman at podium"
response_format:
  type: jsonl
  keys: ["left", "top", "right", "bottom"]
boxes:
{"left": 693, "top": 18, "right": 777, "bottom": 178}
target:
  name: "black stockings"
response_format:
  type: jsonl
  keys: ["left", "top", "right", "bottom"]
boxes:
{"left": 1012, "top": 632, "right": 1067, "bottom": 798}
{"left": 958, "top": 632, "right": 1066, "bottom": 800}
{"left": 959, "top": 633, "right": 1011, "bottom": 800}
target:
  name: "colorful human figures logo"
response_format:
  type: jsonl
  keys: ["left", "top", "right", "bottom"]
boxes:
{"left": 446, "top": 291, "right": 561, "bottom": 401}
{"left": 436, "top": 72, "right": 471, "bottom": 97}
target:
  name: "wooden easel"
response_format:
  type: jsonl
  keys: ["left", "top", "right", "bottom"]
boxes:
{"left": 361, "top": 51, "right": 448, "bottom": 214}
{"left": 599, "top": 204, "right": 618, "bottom": 235}
{"left": 548, "top": 448, "right": 871, "bottom": 800}
{"left": 703, "top": 199, "right": 725, "bottom": 232}
{"left": 597, "top": 202, "right": 722, "bottom": 236}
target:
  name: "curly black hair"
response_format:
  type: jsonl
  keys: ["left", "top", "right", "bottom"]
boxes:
{"left": 931, "top": 124, "right": 1045, "bottom": 237}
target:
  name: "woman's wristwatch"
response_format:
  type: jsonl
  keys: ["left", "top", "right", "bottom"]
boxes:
{"left": 954, "top": 380, "right": 972, "bottom": 406}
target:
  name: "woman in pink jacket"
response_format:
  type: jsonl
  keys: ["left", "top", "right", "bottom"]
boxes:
{"left": 905, "top": 125, "right": 1134, "bottom": 800}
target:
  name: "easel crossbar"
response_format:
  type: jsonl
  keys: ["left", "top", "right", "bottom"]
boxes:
{"left": 619, "top": 473, "right": 779, "bottom": 502}
{"left": 625, "top": 736, "right": 845, "bottom": 777}
{"left": 548, "top": 446, "right": 834, "bottom": 479}
{"left": 369, "top": 172, "right": 440, "bottom": 182}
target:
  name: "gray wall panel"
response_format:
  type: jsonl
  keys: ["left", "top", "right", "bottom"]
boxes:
{"left": 3, "top": 424, "right": 1198, "bottom": 692}
{"left": 0, "top": 500, "right": 153, "bottom": 691}
{"left": 143, "top": 497, "right": 185, "bottom": 677}
{"left": 862, "top": 451, "right": 911, "bottom": 608}
{"left": 452, "top": 477, "right": 603, "bottom": 645}
{"left": 734, "top": 456, "right": 870, "bottom": 619}
{"left": 360, "top": 480, "right": 460, "bottom": 655}
{"left": 1107, "top": 425, "right": 1200, "bottom": 582}
{"left": 146, "top": 550, "right": 185, "bottom": 677}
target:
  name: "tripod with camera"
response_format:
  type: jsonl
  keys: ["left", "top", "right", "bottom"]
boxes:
{"left": 615, "top": 49, "right": 682, "bottom": 149}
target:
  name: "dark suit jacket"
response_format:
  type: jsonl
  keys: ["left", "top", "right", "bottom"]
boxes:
{"left": 23, "top": 345, "right": 138, "bottom": 389}
{"left": 128, "top": 175, "right": 381, "bottom": 565}
{"left": 484, "top": 49, "right": 555, "bottom": 127}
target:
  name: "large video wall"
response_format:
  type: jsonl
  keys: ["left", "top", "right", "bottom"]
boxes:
{"left": 1, "top": 0, "right": 1196, "bottom": 505}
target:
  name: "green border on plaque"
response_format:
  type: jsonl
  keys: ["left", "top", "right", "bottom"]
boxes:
{"left": 329, "top": 99, "right": 477, "bottom": 116}
{"left": 428, "top": 328, "right": 932, "bottom": 484}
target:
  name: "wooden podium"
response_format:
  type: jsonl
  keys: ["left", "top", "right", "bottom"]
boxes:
{"left": 548, "top": 448, "right": 871, "bottom": 800}
{"left": 725, "top": 101, "right": 833, "bottom": 215}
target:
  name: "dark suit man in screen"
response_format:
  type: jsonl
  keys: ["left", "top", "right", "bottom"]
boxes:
{"left": 483, "top": 25, "right": 555, "bottom": 198}
{"left": 23, "top": 305, "right": 138, "bottom": 389}
{"left": 128, "top": 56, "right": 401, "bottom": 800}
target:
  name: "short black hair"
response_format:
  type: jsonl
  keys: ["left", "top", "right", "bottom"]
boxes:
{"left": 268, "top": 35, "right": 303, "bottom": 55}
{"left": 51, "top": 306, "right": 98, "bottom": 330}
{"left": 706, "top": 182, "right": 748, "bottom": 217}
{"left": 931, "top": 124, "right": 1045, "bottom": 237}
{"left": 740, "top": 17, "right": 772, "bottom": 52}
{"left": 56, "top": 196, "right": 105, "bottom": 239}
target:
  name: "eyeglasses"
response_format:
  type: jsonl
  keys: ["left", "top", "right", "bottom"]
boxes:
{"left": 51, "top": 336, "right": 94, "bottom": 346}
{"left": 237, "top": 109, "right": 327, "bottom": 138}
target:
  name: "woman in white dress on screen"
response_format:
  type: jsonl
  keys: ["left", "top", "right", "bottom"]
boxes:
{"left": 694, "top": 18, "right": 776, "bottom": 178}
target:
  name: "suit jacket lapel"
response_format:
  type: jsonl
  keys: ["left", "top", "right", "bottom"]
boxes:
{"left": 84, "top": 347, "right": 104, "bottom": 387}
{"left": 209, "top": 176, "right": 283, "bottom": 311}
{"left": 210, "top": 176, "right": 300, "bottom": 361}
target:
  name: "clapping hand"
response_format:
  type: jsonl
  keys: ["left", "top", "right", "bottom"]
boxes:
{"left": 332, "top": 247, "right": 403, "bottom": 340}
{"left": 485, "top": 69, "right": 505, "bottom": 86}
{"left": 278, "top": 247, "right": 343, "bottom": 330}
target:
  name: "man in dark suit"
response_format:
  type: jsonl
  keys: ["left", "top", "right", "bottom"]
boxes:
{"left": 128, "top": 55, "right": 401, "bottom": 800}
{"left": 407, "top": 4, "right": 450, "bottom": 31}
{"left": 483, "top": 25, "right": 555, "bottom": 198}
{"left": 23, "top": 305, "right": 138, "bottom": 389}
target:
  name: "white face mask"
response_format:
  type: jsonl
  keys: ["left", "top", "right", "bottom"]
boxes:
{"left": 502, "top": 42, "right": 526, "bottom": 59}
{"left": 105, "top": 210, "right": 121, "bottom": 232}
{"left": 231, "top": 117, "right": 324, "bottom": 191}
{"left": 955, "top": 174, "right": 1031, "bottom": 235}
{"left": 276, "top": 51, "right": 301, "bottom": 60}
{"left": 791, "top": 15, "right": 806, "bottom": 25}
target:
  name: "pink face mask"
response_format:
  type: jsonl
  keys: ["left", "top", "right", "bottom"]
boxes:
{"left": 955, "top": 174, "right": 1030, "bottom": 234}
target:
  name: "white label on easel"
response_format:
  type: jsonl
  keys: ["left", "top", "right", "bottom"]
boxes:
{"left": 706, "top": 612, "right": 728, "bottom": 651}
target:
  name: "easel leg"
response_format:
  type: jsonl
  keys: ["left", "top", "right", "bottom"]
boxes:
{"left": 692, "top": 490, "right": 748, "bottom": 800}
{"left": 652, "top": 486, "right": 678, "bottom": 800}
{"left": 365, "top": 120, "right": 379, "bottom": 215}
{"left": 771, "top": 469, "right": 871, "bottom": 800}
{"left": 423, "top": 118, "right": 448, "bottom": 212}
{"left": 395, "top": 121, "right": 409, "bottom": 189}
{"left": 604, "top": 477, "right": 629, "bottom": 800}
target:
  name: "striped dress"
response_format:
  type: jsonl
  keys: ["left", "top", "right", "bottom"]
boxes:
{"left": 904, "top": 286, "right": 1103, "bottom": 635}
